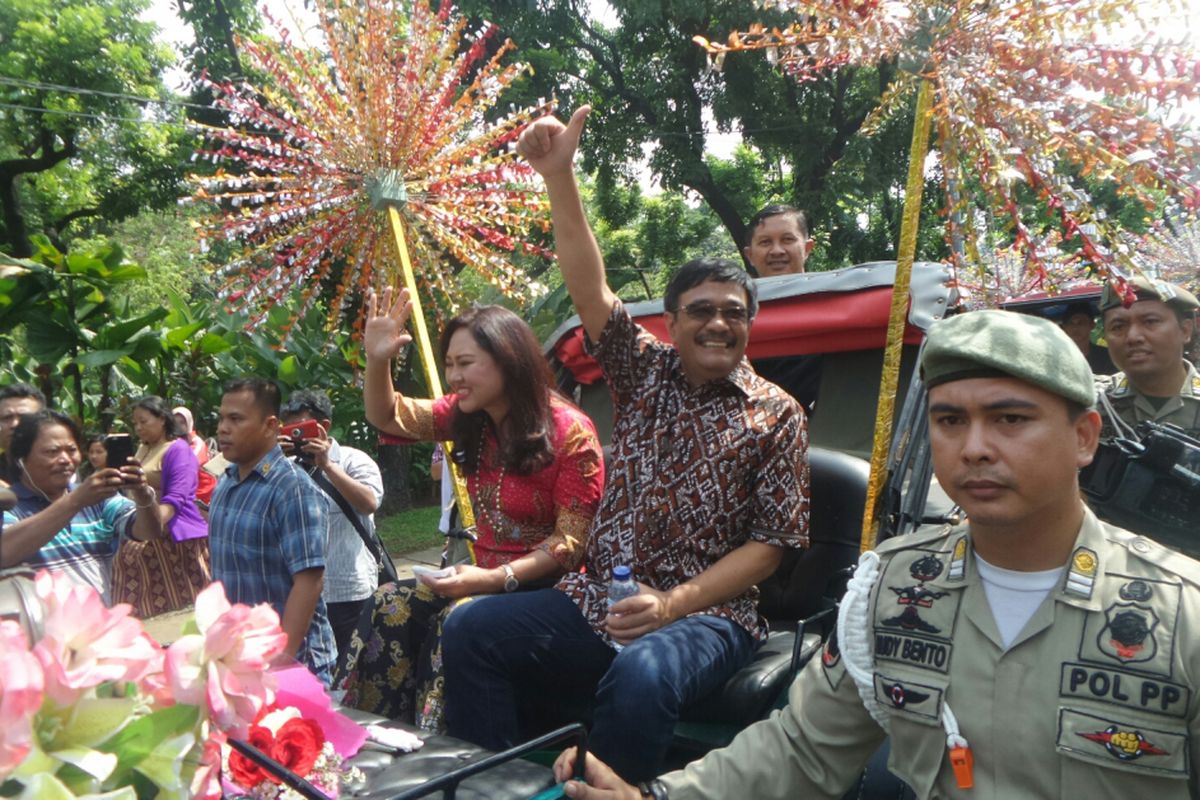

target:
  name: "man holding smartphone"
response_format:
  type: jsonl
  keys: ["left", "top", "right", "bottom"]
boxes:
{"left": 280, "top": 389, "right": 384, "bottom": 661}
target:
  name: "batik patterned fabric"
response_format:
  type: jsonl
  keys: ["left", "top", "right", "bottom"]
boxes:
{"left": 333, "top": 394, "right": 605, "bottom": 727}
{"left": 334, "top": 579, "right": 450, "bottom": 730}
{"left": 112, "top": 437, "right": 211, "bottom": 618}
{"left": 388, "top": 393, "right": 604, "bottom": 569}
{"left": 556, "top": 301, "right": 810, "bottom": 644}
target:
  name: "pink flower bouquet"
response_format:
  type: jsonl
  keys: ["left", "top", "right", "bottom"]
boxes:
{"left": 0, "top": 570, "right": 362, "bottom": 799}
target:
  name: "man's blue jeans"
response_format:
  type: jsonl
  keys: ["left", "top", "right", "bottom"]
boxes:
{"left": 442, "top": 588, "right": 756, "bottom": 782}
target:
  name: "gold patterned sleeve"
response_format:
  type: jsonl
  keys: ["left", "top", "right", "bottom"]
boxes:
{"left": 537, "top": 405, "right": 606, "bottom": 570}
{"left": 389, "top": 395, "right": 450, "bottom": 441}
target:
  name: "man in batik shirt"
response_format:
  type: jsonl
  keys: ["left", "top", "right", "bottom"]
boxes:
{"left": 442, "top": 107, "right": 810, "bottom": 782}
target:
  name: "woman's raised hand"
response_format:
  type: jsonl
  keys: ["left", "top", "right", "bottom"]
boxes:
{"left": 364, "top": 286, "right": 414, "bottom": 363}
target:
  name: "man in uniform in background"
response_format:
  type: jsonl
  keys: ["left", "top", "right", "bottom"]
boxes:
{"left": 1097, "top": 276, "right": 1199, "bottom": 439}
{"left": 553, "top": 310, "right": 1200, "bottom": 799}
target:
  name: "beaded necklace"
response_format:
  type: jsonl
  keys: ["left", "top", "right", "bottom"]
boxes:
{"left": 475, "top": 422, "right": 520, "bottom": 541}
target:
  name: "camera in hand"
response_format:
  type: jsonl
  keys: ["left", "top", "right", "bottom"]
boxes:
{"left": 103, "top": 434, "right": 135, "bottom": 469}
{"left": 1082, "top": 421, "right": 1200, "bottom": 556}
{"left": 287, "top": 419, "right": 323, "bottom": 466}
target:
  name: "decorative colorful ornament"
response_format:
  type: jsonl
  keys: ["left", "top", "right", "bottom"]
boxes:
{"left": 184, "top": 0, "right": 559, "bottom": 528}
{"left": 183, "top": 0, "right": 554, "bottom": 341}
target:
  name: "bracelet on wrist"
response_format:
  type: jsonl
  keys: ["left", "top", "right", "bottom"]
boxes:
{"left": 135, "top": 488, "right": 157, "bottom": 509}
{"left": 637, "top": 779, "right": 668, "bottom": 799}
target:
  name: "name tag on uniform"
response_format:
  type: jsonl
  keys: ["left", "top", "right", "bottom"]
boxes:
{"left": 1060, "top": 663, "right": 1191, "bottom": 719}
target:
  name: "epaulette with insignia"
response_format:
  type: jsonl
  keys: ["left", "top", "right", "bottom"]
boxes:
{"left": 1189, "top": 374, "right": 1200, "bottom": 395}
{"left": 1065, "top": 547, "right": 1099, "bottom": 598}
{"left": 1108, "top": 372, "right": 1132, "bottom": 398}
{"left": 872, "top": 524, "right": 959, "bottom": 557}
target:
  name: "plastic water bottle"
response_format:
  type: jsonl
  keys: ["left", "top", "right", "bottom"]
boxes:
{"left": 607, "top": 565, "right": 640, "bottom": 651}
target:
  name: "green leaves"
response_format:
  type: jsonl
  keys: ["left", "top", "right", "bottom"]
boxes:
{"left": 0, "top": 0, "right": 186, "bottom": 256}
{"left": 99, "top": 704, "right": 200, "bottom": 791}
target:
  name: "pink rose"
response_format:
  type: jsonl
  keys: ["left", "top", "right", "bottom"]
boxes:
{"left": 188, "top": 729, "right": 226, "bottom": 800}
{"left": 165, "top": 582, "right": 287, "bottom": 737}
{"left": 31, "top": 570, "right": 161, "bottom": 707}
{"left": 0, "top": 620, "right": 44, "bottom": 780}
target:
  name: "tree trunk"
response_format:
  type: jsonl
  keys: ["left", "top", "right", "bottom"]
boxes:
{"left": 686, "top": 169, "right": 749, "bottom": 264}
{"left": 0, "top": 169, "right": 32, "bottom": 257}
{"left": 0, "top": 128, "right": 76, "bottom": 256}
{"left": 376, "top": 444, "right": 413, "bottom": 515}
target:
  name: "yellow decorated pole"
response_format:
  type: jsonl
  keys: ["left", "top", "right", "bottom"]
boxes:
{"left": 372, "top": 170, "right": 477, "bottom": 536}
{"left": 859, "top": 78, "right": 935, "bottom": 553}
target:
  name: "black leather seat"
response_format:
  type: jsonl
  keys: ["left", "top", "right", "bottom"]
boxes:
{"left": 672, "top": 447, "right": 870, "bottom": 753}
{"left": 339, "top": 706, "right": 556, "bottom": 800}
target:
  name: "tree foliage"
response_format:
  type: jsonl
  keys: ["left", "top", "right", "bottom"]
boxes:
{"left": 0, "top": 0, "right": 193, "bottom": 256}
{"left": 456, "top": 0, "right": 925, "bottom": 269}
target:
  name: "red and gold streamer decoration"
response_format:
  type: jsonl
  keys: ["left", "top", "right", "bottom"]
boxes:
{"left": 183, "top": 0, "right": 555, "bottom": 338}
{"left": 697, "top": 0, "right": 1200, "bottom": 548}
{"left": 696, "top": 0, "right": 1200, "bottom": 294}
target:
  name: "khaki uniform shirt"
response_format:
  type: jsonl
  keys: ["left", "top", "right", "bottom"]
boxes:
{"left": 1097, "top": 361, "right": 1200, "bottom": 440}
{"left": 662, "top": 508, "right": 1200, "bottom": 799}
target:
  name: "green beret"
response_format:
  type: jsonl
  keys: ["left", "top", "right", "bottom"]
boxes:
{"left": 1098, "top": 276, "right": 1199, "bottom": 314}
{"left": 921, "top": 310, "right": 1095, "bottom": 406}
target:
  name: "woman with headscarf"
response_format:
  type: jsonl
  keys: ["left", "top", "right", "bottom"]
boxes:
{"left": 172, "top": 406, "right": 217, "bottom": 506}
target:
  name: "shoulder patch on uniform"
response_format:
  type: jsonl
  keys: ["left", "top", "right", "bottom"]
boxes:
{"left": 821, "top": 627, "right": 845, "bottom": 691}
{"left": 1065, "top": 547, "right": 1099, "bottom": 598}
{"left": 947, "top": 535, "right": 968, "bottom": 582}
{"left": 1108, "top": 372, "right": 1132, "bottom": 397}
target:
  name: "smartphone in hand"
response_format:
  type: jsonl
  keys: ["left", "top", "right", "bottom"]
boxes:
{"left": 103, "top": 434, "right": 135, "bottom": 469}
{"left": 285, "top": 419, "right": 323, "bottom": 442}
{"left": 412, "top": 565, "right": 455, "bottom": 583}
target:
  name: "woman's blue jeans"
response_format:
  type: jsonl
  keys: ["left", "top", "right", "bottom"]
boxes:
{"left": 442, "top": 588, "right": 756, "bottom": 782}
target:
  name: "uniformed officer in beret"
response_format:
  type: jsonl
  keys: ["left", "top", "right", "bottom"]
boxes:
{"left": 1097, "top": 276, "right": 1200, "bottom": 439}
{"left": 552, "top": 309, "right": 1200, "bottom": 800}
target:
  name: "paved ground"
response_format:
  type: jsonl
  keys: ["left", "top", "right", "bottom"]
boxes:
{"left": 140, "top": 545, "right": 445, "bottom": 645}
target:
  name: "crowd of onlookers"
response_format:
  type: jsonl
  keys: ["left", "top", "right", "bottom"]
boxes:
{"left": 0, "top": 379, "right": 384, "bottom": 689}
{"left": 3, "top": 104, "right": 1199, "bottom": 799}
